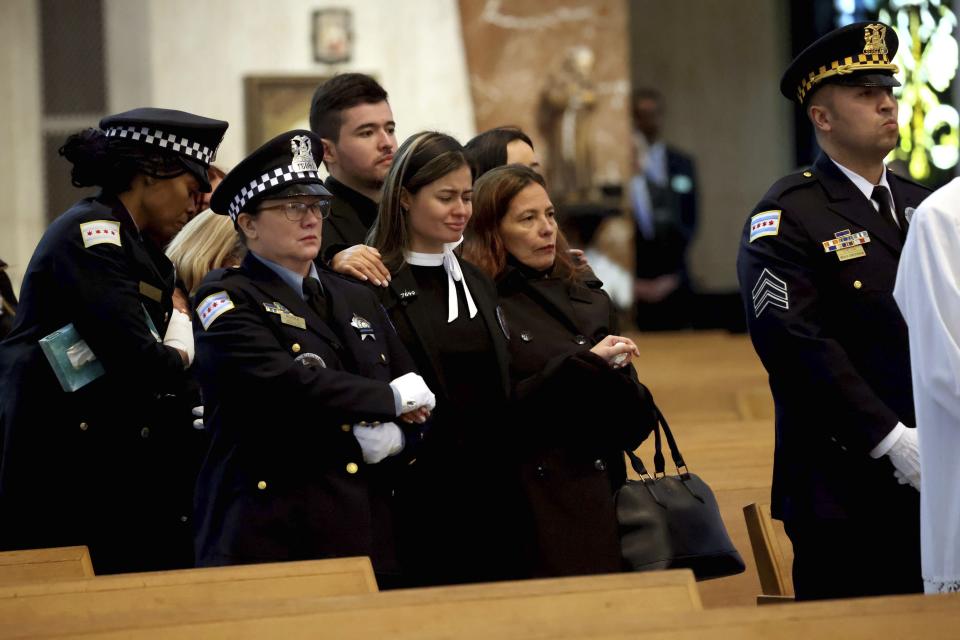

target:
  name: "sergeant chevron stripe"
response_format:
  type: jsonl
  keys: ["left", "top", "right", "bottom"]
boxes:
{"left": 752, "top": 269, "right": 789, "bottom": 317}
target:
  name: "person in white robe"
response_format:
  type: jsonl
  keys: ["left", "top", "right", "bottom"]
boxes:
{"left": 894, "top": 177, "right": 960, "bottom": 594}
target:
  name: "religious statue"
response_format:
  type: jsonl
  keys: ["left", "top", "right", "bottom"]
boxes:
{"left": 538, "top": 45, "right": 597, "bottom": 202}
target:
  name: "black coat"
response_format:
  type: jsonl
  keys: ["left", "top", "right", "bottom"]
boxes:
{"left": 737, "top": 154, "right": 930, "bottom": 523}
{"left": 319, "top": 176, "right": 378, "bottom": 264}
{"left": 0, "top": 194, "right": 198, "bottom": 573}
{"left": 496, "top": 264, "right": 656, "bottom": 576}
{"left": 191, "top": 252, "right": 417, "bottom": 574}
{"left": 374, "top": 260, "right": 522, "bottom": 585}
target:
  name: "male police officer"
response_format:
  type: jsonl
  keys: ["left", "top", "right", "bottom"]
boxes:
{"left": 737, "top": 22, "right": 931, "bottom": 600}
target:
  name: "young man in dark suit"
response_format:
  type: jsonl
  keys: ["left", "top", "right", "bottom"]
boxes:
{"left": 310, "top": 73, "right": 397, "bottom": 288}
{"left": 737, "top": 21, "right": 930, "bottom": 600}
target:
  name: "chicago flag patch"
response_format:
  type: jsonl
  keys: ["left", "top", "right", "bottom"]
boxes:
{"left": 749, "top": 210, "right": 781, "bottom": 242}
{"left": 197, "top": 291, "right": 235, "bottom": 330}
{"left": 80, "top": 220, "right": 122, "bottom": 248}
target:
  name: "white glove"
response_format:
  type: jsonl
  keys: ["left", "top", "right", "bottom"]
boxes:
{"left": 887, "top": 427, "right": 920, "bottom": 491}
{"left": 353, "top": 422, "right": 405, "bottom": 464}
{"left": 163, "top": 309, "right": 194, "bottom": 367}
{"left": 389, "top": 372, "right": 436, "bottom": 415}
{"left": 192, "top": 405, "right": 205, "bottom": 430}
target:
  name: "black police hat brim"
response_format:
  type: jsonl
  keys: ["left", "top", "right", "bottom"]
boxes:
{"left": 246, "top": 183, "right": 332, "bottom": 211}
{"left": 179, "top": 157, "right": 213, "bottom": 192}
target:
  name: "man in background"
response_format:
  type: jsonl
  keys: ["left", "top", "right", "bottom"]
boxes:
{"left": 630, "top": 88, "right": 698, "bottom": 330}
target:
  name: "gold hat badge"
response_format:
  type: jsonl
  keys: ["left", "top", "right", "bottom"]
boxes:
{"left": 863, "top": 24, "right": 889, "bottom": 56}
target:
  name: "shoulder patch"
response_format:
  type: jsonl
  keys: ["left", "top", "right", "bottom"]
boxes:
{"left": 749, "top": 210, "right": 782, "bottom": 242}
{"left": 80, "top": 220, "right": 121, "bottom": 248}
{"left": 197, "top": 291, "right": 236, "bottom": 330}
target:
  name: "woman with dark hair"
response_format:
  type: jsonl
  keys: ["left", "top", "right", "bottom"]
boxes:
{"left": 362, "top": 131, "right": 524, "bottom": 585}
{"left": 463, "top": 164, "right": 656, "bottom": 577}
{"left": 0, "top": 108, "right": 228, "bottom": 573}
{"left": 464, "top": 126, "right": 541, "bottom": 179}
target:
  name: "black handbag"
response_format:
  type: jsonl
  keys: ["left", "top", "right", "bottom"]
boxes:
{"left": 615, "top": 406, "right": 746, "bottom": 580}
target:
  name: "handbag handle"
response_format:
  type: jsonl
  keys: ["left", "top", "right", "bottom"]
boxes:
{"left": 626, "top": 404, "right": 689, "bottom": 480}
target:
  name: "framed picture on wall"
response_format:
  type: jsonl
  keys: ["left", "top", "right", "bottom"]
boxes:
{"left": 312, "top": 8, "right": 353, "bottom": 64}
{"left": 244, "top": 75, "right": 329, "bottom": 153}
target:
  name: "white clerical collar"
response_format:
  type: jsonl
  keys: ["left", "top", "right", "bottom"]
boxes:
{"left": 830, "top": 157, "right": 891, "bottom": 202}
{"left": 404, "top": 238, "right": 477, "bottom": 322}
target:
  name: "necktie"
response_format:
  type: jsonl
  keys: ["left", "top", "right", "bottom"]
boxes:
{"left": 302, "top": 277, "right": 329, "bottom": 324}
{"left": 871, "top": 185, "right": 907, "bottom": 240}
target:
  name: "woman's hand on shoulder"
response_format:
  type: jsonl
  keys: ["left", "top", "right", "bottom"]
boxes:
{"left": 331, "top": 244, "right": 392, "bottom": 287}
{"left": 589, "top": 335, "right": 640, "bottom": 369}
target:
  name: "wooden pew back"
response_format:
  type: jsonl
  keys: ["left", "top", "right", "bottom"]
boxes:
{"left": 0, "top": 569, "right": 699, "bottom": 639}
{"left": 0, "top": 546, "right": 94, "bottom": 586}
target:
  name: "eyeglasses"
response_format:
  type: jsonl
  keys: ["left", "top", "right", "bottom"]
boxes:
{"left": 258, "top": 200, "right": 331, "bottom": 221}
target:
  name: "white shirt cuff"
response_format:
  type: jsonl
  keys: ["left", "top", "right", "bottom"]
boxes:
{"left": 870, "top": 422, "right": 906, "bottom": 458}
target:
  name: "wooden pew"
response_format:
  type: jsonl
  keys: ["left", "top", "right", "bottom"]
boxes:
{"left": 46, "top": 578, "right": 960, "bottom": 640}
{"left": 0, "top": 569, "right": 700, "bottom": 639}
{"left": 743, "top": 503, "right": 795, "bottom": 603}
{"left": 588, "top": 591, "right": 960, "bottom": 640}
{"left": 0, "top": 556, "right": 377, "bottom": 638}
{"left": 0, "top": 546, "right": 94, "bottom": 586}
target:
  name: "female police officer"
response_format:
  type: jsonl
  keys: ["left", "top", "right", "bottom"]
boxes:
{"left": 193, "top": 130, "right": 433, "bottom": 583}
{"left": 0, "top": 108, "right": 227, "bottom": 573}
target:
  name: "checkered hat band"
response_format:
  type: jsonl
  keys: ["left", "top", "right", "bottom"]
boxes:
{"left": 105, "top": 126, "right": 215, "bottom": 164}
{"left": 796, "top": 54, "right": 895, "bottom": 102}
{"left": 227, "top": 167, "right": 321, "bottom": 220}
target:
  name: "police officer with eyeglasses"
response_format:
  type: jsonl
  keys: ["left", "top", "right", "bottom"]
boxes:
{"left": 192, "top": 130, "right": 434, "bottom": 584}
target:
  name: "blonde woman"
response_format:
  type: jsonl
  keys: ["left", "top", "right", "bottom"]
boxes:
{"left": 166, "top": 210, "right": 245, "bottom": 295}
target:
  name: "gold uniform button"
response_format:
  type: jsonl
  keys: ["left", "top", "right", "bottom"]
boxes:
{"left": 853, "top": 280, "right": 863, "bottom": 289}
{"left": 372, "top": 421, "right": 381, "bottom": 426}
{"left": 341, "top": 424, "right": 351, "bottom": 432}
{"left": 257, "top": 480, "right": 267, "bottom": 490}
{"left": 291, "top": 343, "right": 301, "bottom": 353}
{"left": 379, "top": 353, "right": 387, "bottom": 363}
{"left": 140, "top": 427, "right": 150, "bottom": 439}
{"left": 802, "top": 171, "right": 813, "bottom": 177}
{"left": 79, "top": 422, "right": 89, "bottom": 431}
{"left": 345, "top": 462, "right": 359, "bottom": 475}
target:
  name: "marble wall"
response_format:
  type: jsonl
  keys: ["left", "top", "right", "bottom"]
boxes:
{"left": 458, "top": 0, "right": 633, "bottom": 192}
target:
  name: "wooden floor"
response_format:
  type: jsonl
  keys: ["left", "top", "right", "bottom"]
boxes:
{"left": 627, "top": 330, "right": 777, "bottom": 608}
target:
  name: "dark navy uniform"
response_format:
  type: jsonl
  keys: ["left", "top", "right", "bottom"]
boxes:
{"left": 497, "top": 261, "right": 656, "bottom": 577}
{"left": 195, "top": 129, "right": 420, "bottom": 578}
{"left": 192, "top": 255, "right": 416, "bottom": 572}
{"left": 0, "top": 109, "right": 226, "bottom": 573}
{"left": 739, "top": 154, "right": 929, "bottom": 517}
{"left": 0, "top": 195, "right": 197, "bottom": 572}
